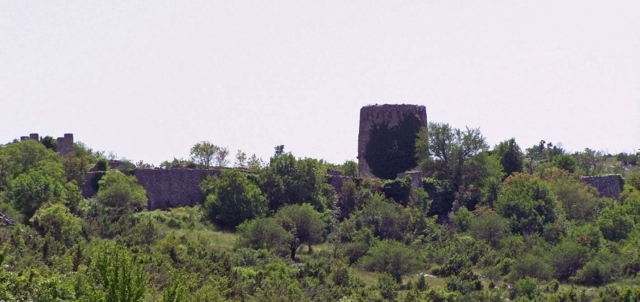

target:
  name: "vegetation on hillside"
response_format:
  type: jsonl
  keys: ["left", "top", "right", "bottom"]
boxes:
{"left": 1, "top": 129, "right": 639, "bottom": 301}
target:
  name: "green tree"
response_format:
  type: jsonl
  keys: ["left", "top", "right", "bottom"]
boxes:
{"left": 493, "top": 138, "right": 524, "bottom": 177}
{"left": 549, "top": 240, "right": 588, "bottom": 281}
{"left": 552, "top": 154, "right": 578, "bottom": 173}
{"left": 30, "top": 203, "right": 83, "bottom": 246}
{"left": 2, "top": 139, "right": 65, "bottom": 181}
{"left": 259, "top": 152, "right": 327, "bottom": 212}
{"left": 96, "top": 170, "right": 147, "bottom": 212}
{"left": 494, "top": 173, "right": 557, "bottom": 234}
{"left": 469, "top": 210, "right": 509, "bottom": 248}
{"left": 9, "top": 170, "right": 63, "bottom": 222}
{"left": 215, "top": 146, "right": 230, "bottom": 167}
{"left": 276, "top": 203, "right": 326, "bottom": 259}
{"left": 416, "top": 122, "right": 489, "bottom": 191}
{"left": 540, "top": 168, "right": 603, "bottom": 222}
{"left": 359, "top": 240, "right": 422, "bottom": 282}
{"left": 576, "top": 148, "right": 604, "bottom": 176}
{"left": 235, "top": 150, "right": 247, "bottom": 168}
{"left": 342, "top": 160, "right": 359, "bottom": 177}
{"left": 236, "top": 217, "right": 293, "bottom": 253}
{"left": 598, "top": 206, "right": 634, "bottom": 242}
{"left": 203, "top": 170, "right": 267, "bottom": 229}
{"left": 353, "top": 193, "right": 409, "bottom": 241}
{"left": 190, "top": 141, "right": 219, "bottom": 169}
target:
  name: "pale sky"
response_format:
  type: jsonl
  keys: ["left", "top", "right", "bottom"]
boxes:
{"left": 1, "top": 1, "right": 638, "bottom": 166}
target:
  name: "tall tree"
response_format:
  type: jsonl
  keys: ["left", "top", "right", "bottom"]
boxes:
{"left": 494, "top": 138, "right": 524, "bottom": 178}
{"left": 416, "top": 122, "right": 489, "bottom": 190}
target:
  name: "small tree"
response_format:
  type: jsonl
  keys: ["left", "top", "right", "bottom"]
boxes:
{"left": 190, "top": 141, "right": 219, "bottom": 169}
{"left": 96, "top": 170, "right": 147, "bottom": 212}
{"left": 215, "top": 146, "right": 230, "bottom": 167}
{"left": 275, "top": 203, "right": 326, "bottom": 259}
{"left": 236, "top": 217, "right": 292, "bottom": 253}
{"left": 359, "top": 240, "right": 421, "bottom": 283}
{"left": 235, "top": 150, "right": 247, "bottom": 168}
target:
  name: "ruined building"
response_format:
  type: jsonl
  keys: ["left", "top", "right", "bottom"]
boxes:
{"left": 20, "top": 133, "right": 74, "bottom": 157}
{"left": 357, "top": 104, "right": 427, "bottom": 178}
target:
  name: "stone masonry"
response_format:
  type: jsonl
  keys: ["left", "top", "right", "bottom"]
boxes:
{"left": 357, "top": 104, "right": 427, "bottom": 178}
{"left": 20, "top": 132, "right": 74, "bottom": 156}
{"left": 581, "top": 174, "right": 623, "bottom": 200}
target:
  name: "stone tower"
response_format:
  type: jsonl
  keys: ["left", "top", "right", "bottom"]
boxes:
{"left": 357, "top": 104, "right": 427, "bottom": 178}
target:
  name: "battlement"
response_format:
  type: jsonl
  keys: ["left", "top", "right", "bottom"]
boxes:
{"left": 19, "top": 133, "right": 74, "bottom": 156}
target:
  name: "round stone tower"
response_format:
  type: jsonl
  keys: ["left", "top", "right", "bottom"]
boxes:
{"left": 357, "top": 104, "right": 427, "bottom": 178}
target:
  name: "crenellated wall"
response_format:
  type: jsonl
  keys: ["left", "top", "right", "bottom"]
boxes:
{"left": 19, "top": 132, "right": 74, "bottom": 156}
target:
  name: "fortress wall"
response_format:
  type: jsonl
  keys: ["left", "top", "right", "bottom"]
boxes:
{"left": 357, "top": 104, "right": 427, "bottom": 178}
{"left": 82, "top": 169, "right": 222, "bottom": 210}
{"left": 581, "top": 174, "right": 623, "bottom": 199}
{"left": 134, "top": 169, "right": 221, "bottom": 210}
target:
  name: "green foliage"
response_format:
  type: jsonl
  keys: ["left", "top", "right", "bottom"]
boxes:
{"left": 203, "top": 170, "right": 267, "bottom": 229}
{"left": 275, "top": 203, "right": 326, "bottom": 259}
{"left": 364, "top": 114, "right": 421, "bottom": 179}
{"left": 598, "top": 206, "right": 635, "bottom": 242}
{"left": 353, "top": 193, "right": 409, "bottom": 241}
{"left": 416, "top": 122, "right": 489, "bottom": 190}
{"left": 2, "top": 139, "right": 65, "bottom": 182}
{"left": 548, "top": 240, "right": 588, "bottom": 281}
{"left": 445, "top": 268, "right": 482, "bottom": 295}
{"left": 576, "top": 148, "right": 605, "bottom": 176}
{"left": 189, "top": 140, "right": 219, "bottom": 169}
{"left": 30, "top": 203, "right": 83, "bottom": 246}
{"left": 9, "top": 170, "right": 63, "bottom": 222}
{"left": 494, "top": 138, "right": 524, "bottom": 177}
{"left": 540, "top": 168, "right": 603, "bottom": 222}
{"left": 382, "top": 176, "right": 412, "bottom": 206}
{"left": 359, "top": 240, "right": 421, "bottom": 282}
{"left": 495, "top": 173, "right": 558, "bottom": 234}
{"left": 469, "top": 210, "right": 509, "bottom": 248}
{"left": 90, "top": 243, "right": 149, "bottom": 302}
{"left": 342, "top": 160, "right": 359, "bottom": 177}
{"left": 433, "top": 254, "right": 472, "bottom": 277}
{"left": 96, "top": 170, "right": 147, "bottom": 212}
{"left": 375, "top": 273, "right": 399, "bottom": 300}
{"left": 513, "top": 277, "right": 539, "bottom": 300}
{"left": 259, "top": 152, "right": 328, "bottom": 212}
{"left": 452, "top": 207, "right": 472, "bottom": 233}
{"left": 236, "top": 217, "right": 292, "bottom": 253}
{"left": 509, "top": 253, "right": 553, "bottom": 281}
{"left": 552, "top": 154, "right": 578, "bottom": 173}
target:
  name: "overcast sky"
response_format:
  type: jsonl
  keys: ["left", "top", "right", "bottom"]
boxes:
{"left": 1, "top": 1, "right": 638, "bottom": 165}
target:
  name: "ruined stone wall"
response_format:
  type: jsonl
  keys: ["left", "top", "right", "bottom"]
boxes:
{"left": 397, "top": 171, "right": 423, "bottom": 193}
{"left": 581, "top": 174, "right": 623, "bottom": 199}
{"left": 82, "top": 168, "right": 222, "bottom": 210}
{"left": 357, "top": 104, "right": 427, "bottom": 178}
{"left": 56, "top": 133, "right": 74, "bottom": 156}
{"left": 19, "top": 133, "right": 74, "bottom": 156}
